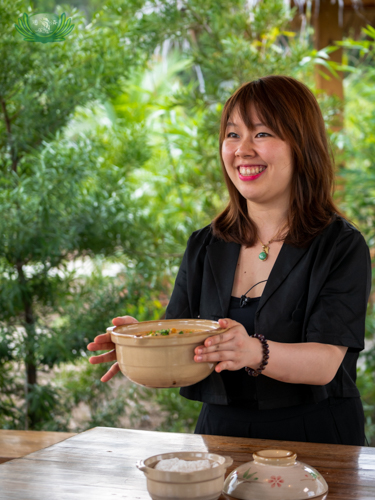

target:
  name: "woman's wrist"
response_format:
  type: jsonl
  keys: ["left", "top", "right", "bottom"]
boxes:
{"left": 245, "top": 333, "right": 269, "bottom": 377}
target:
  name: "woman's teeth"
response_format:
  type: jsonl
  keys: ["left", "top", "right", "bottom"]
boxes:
{"left": 239, "top": 166, "right": 266, "bottom": 175}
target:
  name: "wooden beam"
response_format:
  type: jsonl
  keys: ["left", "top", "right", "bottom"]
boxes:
{"left": 313, "top": 0, "right": 344, "bottom": 100}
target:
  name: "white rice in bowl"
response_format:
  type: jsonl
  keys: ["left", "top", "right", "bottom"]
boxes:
{"left": 154, "top": 457, "right": 218, "bottom": 472}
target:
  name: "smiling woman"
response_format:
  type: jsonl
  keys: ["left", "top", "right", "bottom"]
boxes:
{"left": 221, "top": 106, "right": 293, "bottom": 216}
{"left": 213, "top": 75, "right": 339, "bottom": 249}
{"left": 87, "top": 76, "right": 372, "bottom": 446}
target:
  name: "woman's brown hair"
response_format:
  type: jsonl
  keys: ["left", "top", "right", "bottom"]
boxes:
{"left": 212, "top": 75, "right": 346, "bottom": 247}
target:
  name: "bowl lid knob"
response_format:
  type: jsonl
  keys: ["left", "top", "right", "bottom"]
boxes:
{"left": 253, "top": 449, "right": 297, "bottom": 466}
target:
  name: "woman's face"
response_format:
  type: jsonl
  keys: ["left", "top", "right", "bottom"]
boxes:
{"left": 221, "top": 105, "right": 294, "bottom": 211}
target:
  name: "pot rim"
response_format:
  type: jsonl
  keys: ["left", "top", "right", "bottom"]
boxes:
{"left": 108, "top": 319, "right": 227, "bottom": 340}
{"left": 137, "top": 451, "right": 233, "bottom": 482}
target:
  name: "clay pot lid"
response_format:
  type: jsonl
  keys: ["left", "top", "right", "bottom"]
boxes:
{"left": 222, "top": 448, "right": 328, "bottom": 500}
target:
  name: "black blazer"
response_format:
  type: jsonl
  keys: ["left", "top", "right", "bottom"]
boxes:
{"left": 166, "top": 216, "right": 372, "bottom": 409}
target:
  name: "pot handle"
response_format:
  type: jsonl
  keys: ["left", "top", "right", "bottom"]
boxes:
{"left": 136, "top": 460, "right": 147, "bottom": 473}
{"left": 223, "top": 456, "right": 233, "bottom": 468}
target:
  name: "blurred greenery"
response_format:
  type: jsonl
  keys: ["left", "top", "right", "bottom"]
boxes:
{"left": 0, "top": 0, "right": 374, "bottom": 442}
{"left": 333, "top": 26, "right": 375, "bottom": 444}
{"left": 127, "top": 384, "right": 202, "bottom": 433}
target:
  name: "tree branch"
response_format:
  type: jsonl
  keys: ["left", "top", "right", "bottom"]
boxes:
{"left": 1, "top": 98, "right": 12, "bottom": 135}
{"left": 1, "top": 98, "right": 19, "bottom": 172}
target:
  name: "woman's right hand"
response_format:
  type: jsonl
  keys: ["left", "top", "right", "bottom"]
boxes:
{"left": 87, "top": 315, "right": 138, "bottom": 382}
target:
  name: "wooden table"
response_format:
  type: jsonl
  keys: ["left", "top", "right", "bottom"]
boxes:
{"left": 0, "top": 430, "right": 76, "bottom": 464}
{"left": 0, "top": 427, "right": 374, "bottom": 499}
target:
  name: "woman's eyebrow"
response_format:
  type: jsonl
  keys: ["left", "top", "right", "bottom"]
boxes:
{"left": 226, "top": 121, "right": 266, "bottom": 128}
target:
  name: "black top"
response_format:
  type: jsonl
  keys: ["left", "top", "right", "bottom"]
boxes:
{"left": 166, "top": 215, "right": 372, "bottom": 409}
{"left": 221, "top": 296, "right": 260, "bottom": 406}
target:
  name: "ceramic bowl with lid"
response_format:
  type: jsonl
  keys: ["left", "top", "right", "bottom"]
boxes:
{"left": 108, "top": 319, "right": 227, "bottom": 388}
{"left": 222, "top": 449, "right": 328, "bottom": 500}
{"left": 137, "top": 451, "right": 233, "bottom": 500}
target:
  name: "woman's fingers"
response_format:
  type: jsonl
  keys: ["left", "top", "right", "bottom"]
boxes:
{"left": 218, "top": 318, "right": 239, "bottom": 329}
{"left": 85, "top": 316, "right": 138, "bottom": 385}
{"left": 195, "top": 338, "right": 236, "bottom": 356}
{"left": 195, "top": 350, "right": 237, "bottom": 372}
{"left": 198, "top": 338, "right": 234, "bottom": 353}
{"left": 202, "top": 331, "right": 234, "bottom": 349}
{"left": 87, "top": 341, "right": 114, "bottom": 352}
{"left": 112, "top": 315, "right": 138, "bottom": 326}
{"left": 87, "top": 332, "right": 114, "bottom": 352}
{"left": 215, "top": 361, "right": 235, "bottom": 373}
{"left": 89, "top": 349, "right": 117, "bottom": 365}
{"left": 203, "top": 332, "right": 229, "bottom": 348}
{"left": 194, "top": 349, "right": 237, "bottom": 363}
{"left": 87, "top": 317, "right": 138, "bottom": 353}
{"left": 100, "top": 362, "right": 120, "bottom": 383}
{"left": 194, "top": 318, "right": 251, "bottom": 371}
{"left": 202, "top": 318, "right": 240, "bottom": 347}
{"left": 94, "top": 332, "right": 112, "bottom": 343}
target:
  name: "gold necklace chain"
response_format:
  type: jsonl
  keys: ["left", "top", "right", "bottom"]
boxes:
{"left": 257, "top": 223, "right": 288, "bottom": 262}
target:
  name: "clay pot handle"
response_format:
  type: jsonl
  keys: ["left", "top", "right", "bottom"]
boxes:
{"left": 223, "top": 456, "right": 233, "bottom": 468}
{"left": 136, "top": 460, "right": 147, "bottom": 473}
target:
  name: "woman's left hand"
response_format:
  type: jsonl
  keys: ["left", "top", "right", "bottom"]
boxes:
{"left": 194, "top": 318, "right": 262, "bottom": 373}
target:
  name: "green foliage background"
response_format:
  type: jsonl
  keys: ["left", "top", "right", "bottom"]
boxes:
{"left": 0, "top": 0, "right": 374, "bottom": 439}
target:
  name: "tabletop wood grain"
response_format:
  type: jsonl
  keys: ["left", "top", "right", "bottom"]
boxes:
{"left": 0, "top": 430, "right": 76, "bottom": 464}
{"left": 0, "top": 427, "right": 374, "bottom": 499}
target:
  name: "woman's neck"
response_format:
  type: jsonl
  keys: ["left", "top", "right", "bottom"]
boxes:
{"left": 246, "top": 202, "right": 289, "bottom": 242}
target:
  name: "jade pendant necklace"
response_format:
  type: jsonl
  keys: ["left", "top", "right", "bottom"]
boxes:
{"left": 258, "top": 224, "right": 288, "bottom": 262}
{"left": 258, "top": 237, "right": 271, "bottom": 261}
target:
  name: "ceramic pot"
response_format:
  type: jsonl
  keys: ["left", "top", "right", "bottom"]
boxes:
{"left": 109, "top": 319, "right": 227, "bottom": 388}
{"left": 137, "top": 451, "right": 233, "bottom": 500}
{"left": 223, "top": 449, "right": 328, "bottom": 500}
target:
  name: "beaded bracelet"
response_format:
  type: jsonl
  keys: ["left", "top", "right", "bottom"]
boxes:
{"left": 245, "top": 333, "right": 269, "bottom": 377}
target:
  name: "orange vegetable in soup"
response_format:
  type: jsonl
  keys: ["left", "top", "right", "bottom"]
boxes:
{"left": 139, "top": 328, "right": 199, "bottom": 337}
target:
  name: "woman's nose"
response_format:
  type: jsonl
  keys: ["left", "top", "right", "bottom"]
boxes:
{"left": 235, "top": 140, "right": 256, "bottom": 157}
